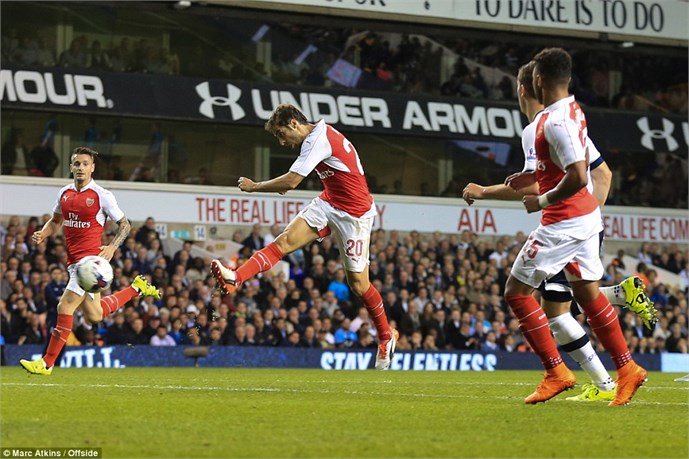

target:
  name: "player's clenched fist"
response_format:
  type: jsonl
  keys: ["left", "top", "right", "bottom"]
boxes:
{"left": 522, "top": 195, "right": 541, "bottom": 213}
{"left": 238, "top": 177, "right": 257, "bottom": 192}
{"left": 31, "top": 230, "right": 46, "bottom": 246}
{"left": 462, "top": 183, "right": 484, "bottom": 205}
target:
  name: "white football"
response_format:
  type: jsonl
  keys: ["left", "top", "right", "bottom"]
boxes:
{"left": 76, "top": 255, "right": 114, "bottom": 293}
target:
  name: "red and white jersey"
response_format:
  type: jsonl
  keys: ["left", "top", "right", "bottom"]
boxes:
{"left": 52, "top": 180, "right": 125, "bottom": 265}
{"left": 522, "top": 111, "right": 602, "bottom": 172}
{"left": 290, "top": 120, "right": 375, "bottom": 218}
{"left": 534, "top": 95, "right": 602, "bottom": 238}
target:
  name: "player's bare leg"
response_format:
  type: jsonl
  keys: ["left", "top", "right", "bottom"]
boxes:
{"left": 20, "top": 290, "right": 83, "bottom": 375}
{"left": 211, "top": 217, "right": 320, "bottom": 294}
{"left": 346, "top": 268, "right": 397, "bottom": 370}
{"left": 571, "top": 280, "right": 647, "bottom": 406}
{"left": 541, "top": 300, "right": 615, "bottom": 401}
{"left": 505, "top": 277, "right": 575, "bottom": 403}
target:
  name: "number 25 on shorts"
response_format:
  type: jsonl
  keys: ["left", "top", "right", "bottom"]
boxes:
{"left": 525, "top": 239, "right": 543, "bottom": 259}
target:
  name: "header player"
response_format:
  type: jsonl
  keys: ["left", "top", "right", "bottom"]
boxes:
{"left": 462, "top": 61, "right": 656, "bottom": 401}
{"left": 210, "top": 104, "right": 398, "bottom": 369}
{"left": 503, "top": 48, "right": 647, "bottom": 406}
{"left": 20, "top": 146, "right": 160, "bottom": 375}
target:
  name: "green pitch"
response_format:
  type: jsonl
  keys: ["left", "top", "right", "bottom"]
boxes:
{"left": 1, "top": 368, "right": 687, "bottom": 458}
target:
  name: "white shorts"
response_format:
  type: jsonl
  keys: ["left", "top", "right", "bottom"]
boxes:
{"left": 297, "top": 197, "right": 375, "bottom": 273}
{"left": 66, "top": 264, "right": 95, "bottom": 299}
{"left": 511, "top": 225, "right": 604, "bottom": 289}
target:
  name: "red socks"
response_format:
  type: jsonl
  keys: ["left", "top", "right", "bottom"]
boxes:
{"left": 361, "top": 285, "right": 391, "bottom": 341}
{"left": 43, "top": 314, "right": 74, "bottom": 368}
{"left": 582, "top": 292, "right": 632, "bottom": 369}
{"left": 43, "top": 286, "right": 139, "bottom": 368}
{"left": 235, "top": 243, "right": 284, "bottom": 284}
{"left": 506, "top": 294, "right": 562, "bottom": 369}
{"left": 100, "top": 286, "right": 138, "bottom": 320}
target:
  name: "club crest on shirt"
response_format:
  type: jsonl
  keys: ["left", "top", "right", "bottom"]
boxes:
{"left": 86, "top": 198, "right": 95, "bottom": 207}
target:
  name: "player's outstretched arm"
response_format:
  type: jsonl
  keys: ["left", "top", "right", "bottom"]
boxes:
{"left": 238, "top": 172, "right": 304, "bottom": 194}
{"left": 31, "top": 212, "right": 64, "bottom": 246}
{"left": 462, "top": 182, "right": 538, "bottom": 205}
{"left": 99, "top": 216, "right": 131, "bottom": 261}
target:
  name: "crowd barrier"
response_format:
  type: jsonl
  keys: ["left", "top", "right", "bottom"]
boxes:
{"left": 4, "top": 345, "right": 688, "bottom": 372}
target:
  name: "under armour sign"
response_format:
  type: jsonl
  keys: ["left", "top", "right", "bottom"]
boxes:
{"left": 0, "top": 69, "right": 112, "bottom": 108}
{"left": 196, "top": 81, "right": 245, "bottom": 120}
{"left": 636, "top": 117, "right": 679, "bottom": 152}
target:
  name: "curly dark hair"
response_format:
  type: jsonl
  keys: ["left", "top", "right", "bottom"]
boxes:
{"left": 532, "top": 47, "right": 571, "bottom": 84}
{"left": 264, "top": 104, "right": 309, "bottom": 135}
{"left": 517, "top": 61, "right": 537, "bottom": 98}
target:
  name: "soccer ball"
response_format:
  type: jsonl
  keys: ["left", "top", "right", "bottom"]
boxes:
{"left": 76, "top": 255, "right": 114, "bottom": 293}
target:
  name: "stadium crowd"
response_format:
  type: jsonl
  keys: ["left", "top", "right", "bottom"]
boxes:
{"left": 2, "top": 18, "right": 686, "bottom": 115}
{"left": 1, "top": 216, "right": 687, "bottom": 357}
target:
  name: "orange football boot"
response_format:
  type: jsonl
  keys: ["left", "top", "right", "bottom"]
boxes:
{"left": 524, "top": 362, "right": 577, "bottom": 404}
{"left": 609, "top": 361, "right": 647, "bottom": 406}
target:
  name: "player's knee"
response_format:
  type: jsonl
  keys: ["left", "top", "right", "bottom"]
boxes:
{"left": 56, "top": 302, "right": 73, "bottom": 315}
{"left": 504, "top": 276, "right": 532, "bottom": 297}
{"left": 274, "top": 233, "right": 296, "bottom": 254}
{"left": 347, "top": 276, "right": 369, "bottom": 297}
{"left": 85, "top": 310, "right": 103, "bottom": 323}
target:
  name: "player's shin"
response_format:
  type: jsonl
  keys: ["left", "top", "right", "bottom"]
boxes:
{"left": 581, "top": 292, "right": 632, "bottom": 369}
{"left": 361, "top": 284, "right": 391, "bottom": 341}
{"left": 43, "top": 313, "right": 74, "bottom": 368}
{"left": 549, "top": 313, "right": 615, "bottom": 391}
{"left": 235, "top": 243, "right": 285, "bottom": 284}
{"left": 100, "top": 286, "right": 138, "bottom": 320}
{"left": 506, "top": 294, "right": 562, "bottom": 369}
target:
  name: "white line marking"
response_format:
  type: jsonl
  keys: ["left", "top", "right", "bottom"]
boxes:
{"left": 2, "top": 382, "right": 687, "bottom": 406}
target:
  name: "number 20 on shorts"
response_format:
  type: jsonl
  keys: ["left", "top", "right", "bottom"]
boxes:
{"left": 346, "top": 239, "right": 364, "bottom": 257}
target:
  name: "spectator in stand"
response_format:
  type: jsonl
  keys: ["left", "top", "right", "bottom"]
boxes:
{"left": 2, "top": 130, "right": 32, "bottom": 177}
{"left": 150, "top": 325, "right": 176, "bottom": 346}
{"left": 327, "top": 269, "right": 350, "bottom": 303}
{"left": 88, "top": 40, "right": 111, "bottom": 70}
{"left": 125, "top": 318, "right": 151, "bottom": 345}
{"left": 59, "top": 38, "right": 87, "bottom": 68}
{"left": 135, "top": 217, "right": 160, "bottom": 248}
{"left": 334, "top": 318, "right": 357, "bottom": 348}
{"left": 242, "top": 224, "right": 265, "bottom": 252}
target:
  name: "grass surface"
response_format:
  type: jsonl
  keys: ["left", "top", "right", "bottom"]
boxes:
{"left": 1, "top": 368, "right": 687, "bottom": 458}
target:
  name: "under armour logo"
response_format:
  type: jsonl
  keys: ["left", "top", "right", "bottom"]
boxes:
{"left": 637, "top": 117, "right": 678, "bottom": 152}
{"left": 196, "top": 82, "right": 245, "bottom": 120}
